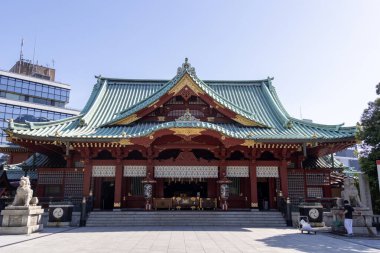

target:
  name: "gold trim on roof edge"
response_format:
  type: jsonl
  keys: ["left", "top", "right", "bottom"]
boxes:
{"left": 170, "top": 128, "right": 205, "bottom": 136}
{"left": 113, "top": 114, "right": 140, "bottom": 125}
{"left": 233, "top": 115, "right": 265, "bottom": 127}
{"left": 117, "top": 139, "right": 133, "bottom": 146}
{"left": 242, "top": 140, "right": 257, "bottom": 147}
{"left": 169, "top": 74, "right": 205, "bottom": 96}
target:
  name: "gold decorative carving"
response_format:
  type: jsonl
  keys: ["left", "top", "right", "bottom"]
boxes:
{"left": 251, "top": 202, "right": 258, "bottom": 208}
{"left": 233, "top": 115, "right": 264, "bottom": 127}
{"left": 148, "top": 100, "right": 159, "bottom": 108}
{"left": 207, "top": 117, "right": 215, "bottom": 122}
{"left": 168, "top": 74, "right": 205, "bottom": 96}
{"left": 118, "top": 139, "right": 133, "bottom": 146}
{"left": 214, "top": 101, "right": 224, "bottom": 110}
{"left": 170, "top": 128, "right": 205, "bottom": 136}
{"left": 4, "top": 129, "right": 13, "bottom": 138}
{"left": 113, "top": 202, "right": 121, "bottom": 208}
{"left": 113, "top": 114, "right": 139, "bottom": 125}
{"left": 157, "top": 116, "right": 165, "bottom": 121}
{"left": 242, "top": 140, "right": 257, "bottom": 147}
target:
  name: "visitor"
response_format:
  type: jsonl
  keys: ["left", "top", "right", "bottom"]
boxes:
{"left": 343, "top": 200, "right": 354, "bottom": 236}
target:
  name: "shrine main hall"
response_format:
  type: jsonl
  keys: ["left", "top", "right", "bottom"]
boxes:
{"left": 5, "top": 59, "right": 356, "bottom": 211}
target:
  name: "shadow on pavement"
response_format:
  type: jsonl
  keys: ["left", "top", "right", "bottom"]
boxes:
{"left": 59, "top": 225, "right": 260, "bottom": 233}
{"left": 257, "top": 232, "right": 380, "bottom": 252}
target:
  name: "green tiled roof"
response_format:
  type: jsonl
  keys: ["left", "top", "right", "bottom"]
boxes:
{"left": 8, "top": 60, "right": 356, "bottom": 143}
{"left": 19, "top": 153, "right": 66, "bottom": 168}
{"left": 103, "top": 66, "right": 265, "bottom": 127}
{"left": 303, "top": 155, "right": 345, "bottom": 169}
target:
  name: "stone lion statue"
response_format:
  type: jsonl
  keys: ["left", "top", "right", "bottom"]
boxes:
{"left": 341, "top": 177, "right": 362, "bottom": 207}
{"left": 11, "top": 176, "right": 38, "bottom": 207}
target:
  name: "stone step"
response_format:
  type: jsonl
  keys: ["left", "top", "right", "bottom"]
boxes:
{"left": 89, "top": 212, "right": 283, "bottom": 216}
{"left": 86, "top": 210, "right": 287, "bottom": 227}
{"left": 88, "top": 217, "right": 285, "bottom": 221}
{"left": 86, "top": 220, "right": 287, "bottom": 224}
{"left": 87, "top": 215, "right": 285, "bottom": 219}
{"left": 88, "top": 214, "right": 284, "bottom": 217}
{"left": 87, "top": 220, "right": 285, "bottom": 223}
{"left": 86, "top": 223, "right": 287, "bottom": 227}
{"left": 88, "top": 216, "right": 284, "bottom": 220}
{"left": 91, "top": 212, "right": 281, "bottom": 217}
{"left": 89, "top": 211, "right": 282, "bottom": 214}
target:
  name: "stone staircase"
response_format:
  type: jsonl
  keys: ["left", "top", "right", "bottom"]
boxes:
{"left": 86, "top": 211, "right": 287, "bottom": 227}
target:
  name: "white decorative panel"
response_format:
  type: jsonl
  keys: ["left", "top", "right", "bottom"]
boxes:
{"left": 92, "top": 166, "right": 115, "bottom": 177}
{"left": 124, "top": 166, "right": 147, "bottom": 177}
{"left": 256, "top": 166, "right": 279, "bottom": 178}
{"left": 154, "top": 166, "right": 218, "bottom": 178}
{"left": 226, "top": 166, "right": 249, "bottom": 177}
{"left": 307, "top": 187, "right": 323, "bottom": 198}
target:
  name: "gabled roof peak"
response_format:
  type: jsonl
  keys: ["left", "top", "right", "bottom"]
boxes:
{"left": 177, "top": 58, "right": 196, "bottom": 76}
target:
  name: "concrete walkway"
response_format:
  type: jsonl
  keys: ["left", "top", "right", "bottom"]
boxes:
{"left": 1, "top": 226, "right": 379, "bottom": 253}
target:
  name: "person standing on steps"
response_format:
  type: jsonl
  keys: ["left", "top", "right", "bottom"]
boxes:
{"left": 343, "top": 200, "right": 354, "bottom": 236}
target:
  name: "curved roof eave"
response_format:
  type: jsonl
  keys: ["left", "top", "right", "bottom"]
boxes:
{"left": 10, "top": 119, "right": 356, "bottom": 143}
{"left": 100, "top": 69, "right": 268, "bottom": 128}
{"left": 8, "top": 115, "right": 81, "bottom": 132}
{"left": 290, "top": 117, "right": 357, "bottom": 132}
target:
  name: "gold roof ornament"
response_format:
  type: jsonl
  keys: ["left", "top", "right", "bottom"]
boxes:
{"left": 113, "top": 114, "right": 140, "bottom": 125}
{"left": 170, "top": 128, "right": 204, "bottom": 136}
{"left": 177, "top": 58, "right": 196, "bottom": 76}
{"left": 175, "top": 109, "right": 200, "bottom": 122}
{"left": 118, "top": 139, "right": 133, "bottom": 146}
{"left": 242, "top": 140, "right": 257, "bottom": 147}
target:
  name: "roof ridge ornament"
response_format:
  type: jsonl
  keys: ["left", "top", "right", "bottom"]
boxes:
{"left": 7, "top": 118, "right": 14, "bottom": 130}
{"left": 175, "top": 108, "right": 200, "bottom": 122}
{"left": 177, "top": 58, "right": 196, "bottom": 76}
{"left": 94, "top": 75, "right": 102, "bottom": 90}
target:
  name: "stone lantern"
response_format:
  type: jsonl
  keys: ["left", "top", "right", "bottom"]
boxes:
{"left": 142, "top": 172, "right": 156, "bottom": 211}
{"left": 217, "top": 172, "right": 231, "bottom": 211}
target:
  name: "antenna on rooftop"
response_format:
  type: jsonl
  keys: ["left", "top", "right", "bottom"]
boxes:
{"left": 19, "top": 38, "right": 24, "bottom": 74}
{"left": 32, "top": 38, "right": 36, "bottom": 73}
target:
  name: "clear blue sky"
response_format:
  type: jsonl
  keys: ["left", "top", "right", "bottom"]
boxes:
{"left": 1, "top": 1, "right": 380, "bottom": 126}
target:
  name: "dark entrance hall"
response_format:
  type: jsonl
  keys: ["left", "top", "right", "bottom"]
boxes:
{"left": 257, "top": 181, "right": 270, "bottom": 210}
{"left": 163, "top": 181, "right": 207, "bottom": 198}
{"left": 101, "top": 180, "right": 115, "bottom": 210}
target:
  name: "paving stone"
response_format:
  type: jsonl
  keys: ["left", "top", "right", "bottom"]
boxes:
{"left": 1, "top": 226, "right": 380, "bottom": 252}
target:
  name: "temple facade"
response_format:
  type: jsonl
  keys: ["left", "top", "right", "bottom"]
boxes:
{"left": 5, "top": 59, "right": 356, "bottom": 211}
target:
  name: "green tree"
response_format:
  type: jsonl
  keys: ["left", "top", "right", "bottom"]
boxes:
{"left": 358, "top": 83, "right": 380, "bottom": 213}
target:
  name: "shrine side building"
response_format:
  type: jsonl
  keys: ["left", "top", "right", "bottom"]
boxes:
{"left": 5, "top": 60, "right": 356, "bottom": 211}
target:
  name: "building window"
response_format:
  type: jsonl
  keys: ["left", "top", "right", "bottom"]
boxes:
{"left": 229, "top": 178, "right": 241, "bottom": 196}
{"left": 130, "top": 177, "right": 144, "bottom": 196}
{"left": 44, "top": 185, "right": 62, "bottom": 197}
{"left": 0, "top": 103, "right": 74, "bottom": 144}
{"left": 0, "top": 75, "right": 71, "bottom": 104}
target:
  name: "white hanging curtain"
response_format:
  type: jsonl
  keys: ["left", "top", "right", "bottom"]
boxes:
{"left": 124, "top": 165, "right": 147, "bottom": 177}
{"left": 154, "top": 166, "right": 218, "bottom": 178}
{"left": 92, "top": 166, "right": 115, "bottom": 177}
{"left": 256, "top": 166, "right": 279, "bottom": 178}
{"left": 226, "top": 166, "right": 249, "bottom": 177}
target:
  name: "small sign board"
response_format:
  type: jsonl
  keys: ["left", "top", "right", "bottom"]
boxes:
{"left": 377, "top": 160, "right": 380, "bottom": 193}
{"left": 48, "top": 204, "right": 73, "bottom": 224}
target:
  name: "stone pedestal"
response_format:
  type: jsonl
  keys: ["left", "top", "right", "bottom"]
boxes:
{"left": 330, "top": 207, "right": 377, "bottom": 236}
{"left": 0, "top": 206, "right": 44, "bottom": 234}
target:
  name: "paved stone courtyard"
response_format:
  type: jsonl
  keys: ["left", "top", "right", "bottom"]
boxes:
{"left": 1, "top": 226, "right": 380, "bottom": 253}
